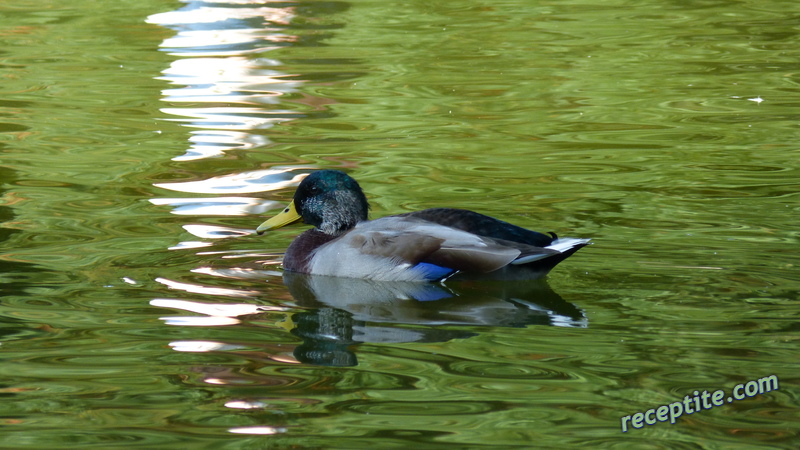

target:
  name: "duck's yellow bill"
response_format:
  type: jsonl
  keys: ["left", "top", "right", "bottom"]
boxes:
{"left": 256, "top": 201, "right": 302, "bottom": 235}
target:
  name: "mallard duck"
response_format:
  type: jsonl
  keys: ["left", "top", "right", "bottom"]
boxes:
{"left": 257, "top": 170, "right": 590, "bottom": 282}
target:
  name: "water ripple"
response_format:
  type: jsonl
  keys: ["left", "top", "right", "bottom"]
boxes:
{"left": 335, "top": 399, "right": 509, "bottom": 416}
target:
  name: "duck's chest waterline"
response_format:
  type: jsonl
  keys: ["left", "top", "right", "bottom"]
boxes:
{"left": 283, "top": 231, "right": 432, "bottom": 281}
{"left": 307, "top": 248, "right": 432, "bottom": 281}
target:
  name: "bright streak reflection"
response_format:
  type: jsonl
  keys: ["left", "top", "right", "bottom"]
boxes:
{"left": 192, "top": 266, "right": 282, "bottom": 280}
{"left": 148, "top": 6, "right": 293, "bottom": 27}
{"left": 159, "top": 30, "right": 274, "bottom": 55}
{"left": 159, "top": 107, "right": 293, "bottom": 130}
{"left": 169, "top": 341, "right": 245, "bottom": 352}
{"left": 181, "top": 225, "right": 252, "bottom": 239}
{"left": 225, "top": 400, "right": 267, "bottom": 409}
{"left": 152, "top": 298, "right": 287, "bottom": 327}
{"left": 173, "top": 130, "right": 271, "bottom": 161}
{"left": 147, "top": 5, "right": 296, "bottom": 57}
{"left": 150, "top": 298, "right": 284, "bottom": 316}
{"left": 159, "top": 316, "right": 241, "bottom": 326}
{"left": 159, "top": 58, "right": 293, "bottom": 98}
{"left": 155, "top": 277, "right": 260, "bottom": 297}
{"left": 154, "top": 168, "right": 307, "bottom": 194}
{"left": 149, "top": 197, "right": 282, "bottom": 216}
{"left": 229, "top": 426, "right": 288, "bottom": 435}
{"left": 168, "top": 241, "right": 214, "bottom": 250}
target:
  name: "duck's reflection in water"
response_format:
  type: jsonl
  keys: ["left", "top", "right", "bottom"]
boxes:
{"left": 282, "top": 272, "right": 586, "bottom": 366}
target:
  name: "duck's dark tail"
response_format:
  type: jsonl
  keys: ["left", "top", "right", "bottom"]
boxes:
{"left": 449, "top": 238, "right": 591, "bottom": 282}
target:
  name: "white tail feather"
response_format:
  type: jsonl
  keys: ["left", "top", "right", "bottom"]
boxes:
{"left": 547, "top": 238, "right": 592, "bottom": 253}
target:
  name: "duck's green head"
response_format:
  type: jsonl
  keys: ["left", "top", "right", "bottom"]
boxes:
{"left": 257, "top": 170, "right": 369, "bottom": 235}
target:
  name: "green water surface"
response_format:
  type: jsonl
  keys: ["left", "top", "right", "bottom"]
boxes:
{"left": 1, "top": 0, "right": 798, "bottom": 448}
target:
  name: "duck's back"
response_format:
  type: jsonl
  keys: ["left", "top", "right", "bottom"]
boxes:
{"left": 401, "top": 208, "right": 555, "bottom": 247}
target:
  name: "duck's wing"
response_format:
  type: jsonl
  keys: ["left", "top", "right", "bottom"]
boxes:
{"left": 401, "top": 208, "right": 555, "bottom": 247}
{"left": 404, "top": 208, "right": 591, "bottom": 275}
{"left": 306, "top": 217, "right": 525, "bottom": 281}
{"left": 349, "top": 219, "right": 524, "bottom": 274}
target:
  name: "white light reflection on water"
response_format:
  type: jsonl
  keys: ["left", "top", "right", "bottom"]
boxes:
{"left": 155, "top": 277, "right": 261, "bottom": 297}
{"left": 154, "top": 168, "right": 307, "bottom": 194}
{"left": 181, "top": 224, "right": 252, "bottom": 238}
{"left": 150, "top": 298, "right": 287, "bottom": 327}
{"left": 168, "top": 224, "right": 252, "bottom": 249}
{"left": 161, "top": 316, "right": 243, "bottom": 326}
{"left": 147, "top": 2, "right": 301, "bottom": 161}
{"left": 191, "top": 266, "right": 284, "bottom": 279}
{"left": 168, "top": 241, "right": 214, "bottom": 250}
{"left": 169, "top": 341, "right": 247, "bottom": 352}
{"left": 225, "top": 400, "right": 268, "bottom": 409}
{"left": 151, "top": 298, "right": 284, "bottom": 316}
{"left": 150, "top": 197, "right": 282, "bottom": 215}
{"left": 228, "top": 426, "right": 288, "bottom": 435}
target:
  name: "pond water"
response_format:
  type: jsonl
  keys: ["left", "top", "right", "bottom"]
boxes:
{"left": 1, "top": 0, "right": 798, "bottom": 448}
